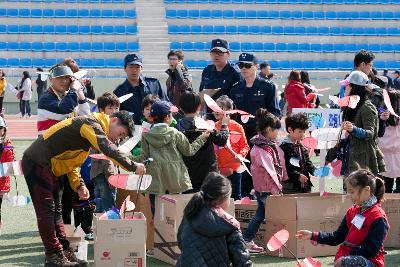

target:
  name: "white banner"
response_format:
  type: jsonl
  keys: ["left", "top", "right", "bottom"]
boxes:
{"left": 292, "top": 108, "right": 342, "bottom": 131}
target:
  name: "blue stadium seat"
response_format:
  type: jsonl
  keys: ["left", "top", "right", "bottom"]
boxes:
{"left": 291, "top": 11, "right": 302, "bottom": 19}
{"left": 230, "top": 42, "right": 240, "bottom": 51}
{"left": 80, "top": 59, "right": 92, "bottom": 68}
{"left": 67, "top": 9, "right": 78, "bottom": 17}
{"left": 338, "top": 61, "right": 353, "bottom": 70}
{"left": 55, "top": 25, "right": 67, "bottom": 34}
{"left": 193, "top": 42, "right": 205, "bottom": 50}
{"left": 93, "top": 59, "right": 105, "bottom": 68}
{"left": 306, "top": 27, "right": 318, "bottom": 35}
{"left": 252, "top": 42, "right": 263, "bottom": 51}
{"left": 241, "top": 42, "right": 252, "bottom": 51}
{"left": 177, "top": 10, "right": 188, "bottom": 18}
{"left": 170, "top": 42, "right": 181, "bottom": 50}
{"left": 56, "top": 42, "right": 67, "bottom": 51}
{"left": 19, "top": 9, "right": 30, "bottom": 17}
{"left": 79, "top": 9, "right": 89, "bottom": 17}
{"left": 364, "top": 27, "right": 375, "bottom": 35}
{"left": 314, "top": 61, "right": 327, "bottom": 70}
{"left": 262, "top": 43, "right": 274, "bottom": 51}
{"left": 0, "top": 42, "right": 6, "bottom": 50}
{"left": 116, "top": 42, "right": 128, "bottom": 51}
{"left": 201, "top": 25, "right": 212, "bottom": 34}
{"left": 371, "top": 11, "right": 383, "bottom": 19}
{"left": 90, "top": 9, "right": 101, "bottom": 17}
{"left": 168, "top": 25, "right": 179, "bottom": 33}
{"left": 374, "top": 61, "right": 386, "bottom": 69}
{"left": 182, "top": 42, "right": 194, "bottom": 50}
{"left": 6, "top": 42, "right": 19, "bottom": 50}
{"left": 342, "top": 27, "right": 354, "bottom": 35}
{"left": 303, "top": 61, "right": 315, "bottom": 70}
{"left": 303, "top": 11, "right": 313, "bottom": 19}
{"left": 43, "top": 42, "right": 56, "bottom": 51}
{"left": 103, "top": 26, "right": 114, "bottom": 34}
{"left": 54, "top": 9, "right": 66, "bottom": 17}
{"left": 287, "top": 43, "right": 299, "bottom": 51}
{"left": 104, "top": 42, "right": 116, "bottom": 51}
{"left": 166, "top": 10, "right": 176, "bottom": 18}
{"left": 359, "top": 11, "right": 371, "bottom": 19}
{"left": 80, "top": 42, "right": 91, "bottom": 51}
{"left": 248, "top": 26, "right": 259, "bottom": 34}
{"left": 298, "top": 43, "right": 310, "bottom": 51}
{"left": 284, "top": 26, "right": 295, "bottom": 35}
{"left": 19, "top": 25, "right": 30, "bottom": 33}
{"left": 211, "top": 10, "right": 223, "bottom": 18}
{"left": 275, "top": 43, "right": 287, "bottom": 52}
{"left": 31, "top": 25, "right": 42, "bottom": 33}
{"left": 382, "top": 11, "right": 394, "bottom": 20}
{"left": 92, "top": 42, "right": 103, "bottom": 51}
{"left": 226, "top": 25, "right": 237, "bottom": 34}
{"left": 7, "top": 58, "right": 19, "bottom": 67}
{"left": 237, "top": 25, "right": 249, "bottom": 34}
{"left": 199, "top": 10, "right": 211, "bottom": 18}
{"left": 89, "top": 25, "right": 101, "bottom": 34}
{"left": 279, "top": 60, "right": 290, "bottom": 69}
{"left": 322, "top": 43, "right": 334, "bottom": 52}
{"left": 246, "top": 10, "right": 257, "bottom": 19}
{"left": 355, "top": 44, "right": 368, "bottom": 52}
{"left": 290, "top": 60, "right": 303, "bottom": 69}
{"left": 333, "top": 43, "right": 345, "bottom": 51}
{"left": 260, "top": 26, "right": 271, "bottom": 34}
{"left": 337, "top": 11, "right": 349, "bottom": 19}
{"left": 326, "top": 11, "right": 337, "bottom": 19}
{"left": 31, "top": 42, "right": 43, "bottom": 51}
{"left": 381, "top": 43, "right": 394, "bottom": 52}
{"left": 386, "top": 61, "right": 398, "bottom": 69}
{"left": 268, "top": 11, "right": 279, "bottom": 19}
{"left": 214, "top": 25, "right": 225, "bottom": 34}
{"left": 114, "top": 26, "right": 126, "bottom": 34}
{"left": 67, "top": 42, "right": 79, "bottom": 51}
{"left": 318, "top": 27, "right": 329, "bottom": 35}
{"left": 223, "top": 10, "right": 234, "bottom": 19}
{"left": 314, "top": 11, "right": 324, "bottom": 19}
{"left": 376, "top": 28, "right": 387, "bottom": 35}
{"left": 7, "top": 25, "right": 18, "bottom": 34}
{"left": 126, "top": 25, "right": 137, "bottom": 34}
{"left": 0, "top": 58, "right": 6, "bottom": 67}
{"left": 20, "top": 42, "right": 31, "bottom": 51}
{"left": 235, "top": 10, "right": 246, "bottom": 19}
{"left": 344, "top": 43, "right": 357, "bottom": 52}
{"left": 327, "top": 61, "right": 338, "bottom": 69}
{"left": 102, "top": 9, "right": 113, "bottom": 18}
{"left": 67, "top": 25, "right": 78, "bottom": 34}
{"left": 0, "top": 9, "right": 6, "bottom": 17}
{"left": 20, "top": 58, "right": 32, "bottom": 68}
{"left": 388, "top": 28, "right": 400, "bottom": 35}
{"left": 189, "top": 10, "right": 200, "bottom": 18}
{"left": 43, "top": 9, "right": 54, "bottom": 17}
{"left": 271, "top": 26, "right": 283, "bottom": 34}
{"left": 310, "top": 43, "right": 322, "bottom": 52}
{"left": 369, "top": 44, "right": 381, "bottom": 52}
{"left": 113, "top": 9, "right": 124, "bottom": 17}
{"left": 279, "top": 10, "right": 290, "bottom": 19}
{"left": 32, "top": 58, "right": 45, "bottom": 67}
{"left": 104, "top": 58, "right": 119, "bottom": 68}
{"left": 191, "top": 25, "right": 202, "bottom": 34}
{"left": 7, "top": 9, "right": 18, "bottom": 17}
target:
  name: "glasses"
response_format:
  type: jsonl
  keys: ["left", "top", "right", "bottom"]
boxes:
{"left": 168, "top": 57, "right": 179, "bottom": 61}
{"left": 238, "top": 62, "right": 254, "bottom": 69}
{"left": 211, "top": 50, "right": 226, "bottom": 56}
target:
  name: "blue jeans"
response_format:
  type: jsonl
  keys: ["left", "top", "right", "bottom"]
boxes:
{"left": 228, "top": 171, "right": 242, "bottom": 200}
{"left": 93, "top": 174, "right": 116, "bottom": 213}
{"left": 338, "top": 256, "right": 374, "bottom": 267}
{"left": 20, "top": 100, "right": 31, "bottom": 116}
{"left": 243, "top": 191, "right": 270, "bottom": 242}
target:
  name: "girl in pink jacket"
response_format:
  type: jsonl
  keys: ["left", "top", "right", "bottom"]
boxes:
{"left": 243, "top": 108, "right": 288, "bottom": 253}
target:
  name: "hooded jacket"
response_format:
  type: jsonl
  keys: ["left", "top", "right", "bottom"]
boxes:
{"left": 165, "top": 64, "right": 192, "bottom": 107}
{"left": 133, "top": 123, "right": 208, "bottom": 194}
{"left": 279, "top": 136, "right": 315, "bottom": 193}
{"left": 177, "top": 206, "right": 252, "bottom": 267}
{"left": 285, "top": 80, "right": 313, "bottom": 113}
{"left": 177, "top": 117, "right": 228, "bottom": 187}
{"left": 0, "top": 139, "right": 16, "bottom": 193}
{"left": 250, "top": 134, "right": 288, "bottom": 195}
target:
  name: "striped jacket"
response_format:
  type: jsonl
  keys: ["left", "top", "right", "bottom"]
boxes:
{"left": 24, "top": 112, "right": 137, "bottom": 191}
{"left": 37, "top": 88, "right": 90, "bottom": 135}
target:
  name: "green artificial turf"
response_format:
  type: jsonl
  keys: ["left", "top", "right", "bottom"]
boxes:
{"left": 0, "top": 141, "right": 399, "bottom": 266}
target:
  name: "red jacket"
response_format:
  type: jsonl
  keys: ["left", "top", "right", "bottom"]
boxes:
{"left": 285, "top": 80, "right": 313, "bottom": 113}
{"left": 336, "top": 204, "right": 388, "bottom": 267}
{"left": 0, "top": 139, "right": 16, "bottom": 193}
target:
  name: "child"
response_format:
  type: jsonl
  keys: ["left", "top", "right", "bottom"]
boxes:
{"left": 280, "top": 113, "right": 315, "bottom": 194}
{"left": 177, "top": 172, "right": 252, "bottom": 267}
{"left": 132, "top": 100, "right": 210, "bottom": 214}
{"left": 177, "top": 91, "right": 228, "bottom": 192}
{"left": 0, "top": 116, "right": 16, "bottom": 229}
{"left": 242, "top": 109, "right": 288, "bottom": 253}
{"left": 297, "top": 169, "right": 389, "bottom": 267}
{"left": 214, "top": 95, "right": 250, "bottom": 200}
{"left": 90, "top": 92, "right": 120, "bottom": 213}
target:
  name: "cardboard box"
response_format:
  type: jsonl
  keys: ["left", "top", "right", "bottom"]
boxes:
{"left": 235, "top": 200, "right": 266, "bottom": 247}
{"left": 154, "top": 194, "right": 235, "bottom": 265}
{"left": 265, "top": 193, "right": 352, "bottom": 258}
{"left": 116, "top": 189, "right": 154, "bottom": 249}
{"left": 93, "top": 212, "right": 147, "bottom": 267}
{"left": 381, "top": 193, "right": 400, "bottom": 247}
{"left": 64, "top": 225, "right": 88, "bottom": 261}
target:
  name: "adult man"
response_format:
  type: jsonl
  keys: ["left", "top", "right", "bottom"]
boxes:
{"left": 354, "top": 49, "right": 374, "bottom": 76}
{"left": 22, "top": 111, "right": 146, "bottom": 266}
{"left": 165, "top": 50, "right": 192, "bottom": 108}
{"left": 382, "top": 69, "right": 393, "bottom": 88}
{"left": 393, "top": 70, "right": 400, "bottom": 90}
{"left": 36, "top": 67, "right": 47, "bottom": 101}
{"left": 258, "top": 61, "right": 271, "bottom": 80}
{"left": 114, "top": 54, "right": 168, "bottom": 124}
{"left": 199, "top": 38, "right": 241, "bottom": 99}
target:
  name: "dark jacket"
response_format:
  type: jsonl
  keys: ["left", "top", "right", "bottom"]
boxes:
{"left": 199, "top": 63, "right": 241, "bottom": 99}
{"left": 177, "top": 206, "right": 252, "bottom": 267}
{"left": 177, "top": 117, "right": 228, "bottom": 188}
{"left": 114, "top": 76, "right": 168, "bottom": 124}
{"left": 166, "top": 65, "right": 192, "bottom": 107}
{"left": 279, "top": 136, "right": 315, "bottom": 193}
{"left": 36, "top": 74, "right": 47, "bottom": 96}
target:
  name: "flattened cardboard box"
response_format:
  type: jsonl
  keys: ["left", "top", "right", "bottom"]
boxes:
{"left": 265, "top": 193, "right": 352, "bottom": 258}
{"left": 116, "top": 189, "right": 154, "bottom": 249}
{"left": 154, "top": 194, "right": 235, "bottom": 265}
{"left": 381, "top": 193, "right": 400, "bottom": 247}
{"left": 235, "top": 200, "right": 266, "bottom": 247}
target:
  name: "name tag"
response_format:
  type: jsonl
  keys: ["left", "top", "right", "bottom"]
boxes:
{"left": 351, "top": 214, "right": 365, "bottom": 230}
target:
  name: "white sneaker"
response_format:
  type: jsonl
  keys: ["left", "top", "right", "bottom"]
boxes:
{"left": 245, "top": 240, "right": 264, "bottom": 253}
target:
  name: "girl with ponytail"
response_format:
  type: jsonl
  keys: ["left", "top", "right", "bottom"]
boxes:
{"left": 297, "top": 169, "right": 389, "bottom": 267}
{"left": 177, "top": 172, "right": 252, "bottom": 267}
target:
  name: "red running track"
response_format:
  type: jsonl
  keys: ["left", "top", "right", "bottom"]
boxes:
{"left": 4, "top": 115, "right": 38, "bottom": 140}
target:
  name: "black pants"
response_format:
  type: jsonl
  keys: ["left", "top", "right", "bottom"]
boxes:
{"left": 20, "top": 100, "right": 31, "bottom": 116}
{"left": 0, "top": 195, "right": 3, "bottom": 222}
{"left": 0, "top": 96, "right": 4, "bottom": 114}
{"left": 382, "top": 177, "right": 400, "bottom": 193}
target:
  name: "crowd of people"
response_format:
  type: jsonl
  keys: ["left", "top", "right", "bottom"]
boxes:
{"left": 0, "top": 38, "right": 399, "bottom": 267}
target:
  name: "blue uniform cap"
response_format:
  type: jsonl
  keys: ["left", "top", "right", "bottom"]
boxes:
{"left": 124, "top": 54, "right": 143, "bottom": 67}
{"left": 210, "top": 39, "right": 229, "bottom": 52}
{"left": 150, "top": 101, "right": 178, "bottom": 118}
{"left": 239, "top": 53, "right": 258, "bottom": 64}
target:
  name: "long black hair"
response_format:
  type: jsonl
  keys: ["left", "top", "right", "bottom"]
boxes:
{"left": 20, "top": 71, "right": 31, "bottom": 89}
{"left": 183, "top": 172, "right": 232, "bottom": 220}
{"left": 387, "top": 89, "right": 400, "bottom": 126}
{"left": 256, "top": 108, "right": 281, "bottom": 134}
{"left": 343, "top": 83, "right": 368, "bottom": 122}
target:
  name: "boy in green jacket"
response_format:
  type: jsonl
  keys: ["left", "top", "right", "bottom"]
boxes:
{"left": 132, "top": 100, "right": 209, "bottom": 214}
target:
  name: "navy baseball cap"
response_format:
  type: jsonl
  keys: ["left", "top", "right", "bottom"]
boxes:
{"left": 210, "top": 39, "right": 229, "bottom": 53}
{"left": 239, "top": 53, "right": 258, "bottom": 64}
{"left": 394, "top": 69, "right": 400, "bottom": 74}
{"left": 150, "top": 101, "right": 179, "bottom": 118}
{"left": 124, "top": 54, "right": 143, "bottom": 67}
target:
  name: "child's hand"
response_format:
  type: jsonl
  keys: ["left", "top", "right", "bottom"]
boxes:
{"left": 380, "top": 110, "right": 390, "bottom": 121}
{"left": 296, "top": 230, "right": 312, "bottom": 240}
{"left": 234, "top": 154, "right": 242, "bottom": 162}
{"left": 134, "top": 163, "right": 146, "bottom": 175}
{"left": 77, "top": 185, "right": 90, "bottom": 200}
{"left": 201, "top": 130, "right": 211, "bottom": 138}
{"left": 342, "top": 121, "right": 353, "bottom": 133}
{"left": 299, "top": 174, "right": 308, "bottom": 188}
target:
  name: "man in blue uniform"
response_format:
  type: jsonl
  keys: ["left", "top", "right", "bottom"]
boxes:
{"left": 199, "top": 38, "right": 241, "bottom": 99}
{"left": 114, "top": 54, "right": 168, "bottom": 124}
{"left": 230, "top": 53, "right": 280, "bottom": 198}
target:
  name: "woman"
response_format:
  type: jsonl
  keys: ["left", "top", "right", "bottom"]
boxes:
{"left": 18, "top": 71, "right": 32, "bottom": 118}
{"left": 301, "top": 70, "right": 320, "bottom": 108}
{"left": 0, "top": 70, "right": 6, "bottom": 114}
{"left": 341, "top": 71, "right": 385, "bottom": 175}
{"left": 285, "top": 70, "right": 314, "bottom": 113}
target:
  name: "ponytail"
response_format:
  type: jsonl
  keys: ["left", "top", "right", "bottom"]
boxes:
{"left": 374, "top": 177, "right": 385, "bottom": 203}
{"left": 183, "top": 172, "right": 232, "bottom": 220}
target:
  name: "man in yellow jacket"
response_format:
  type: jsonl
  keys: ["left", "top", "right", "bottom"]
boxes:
{"left": 0, "top": 69, "right": 6, "bottom": 114}
{"left": 22, "top": 111, "right": 145, "bottom": 267}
